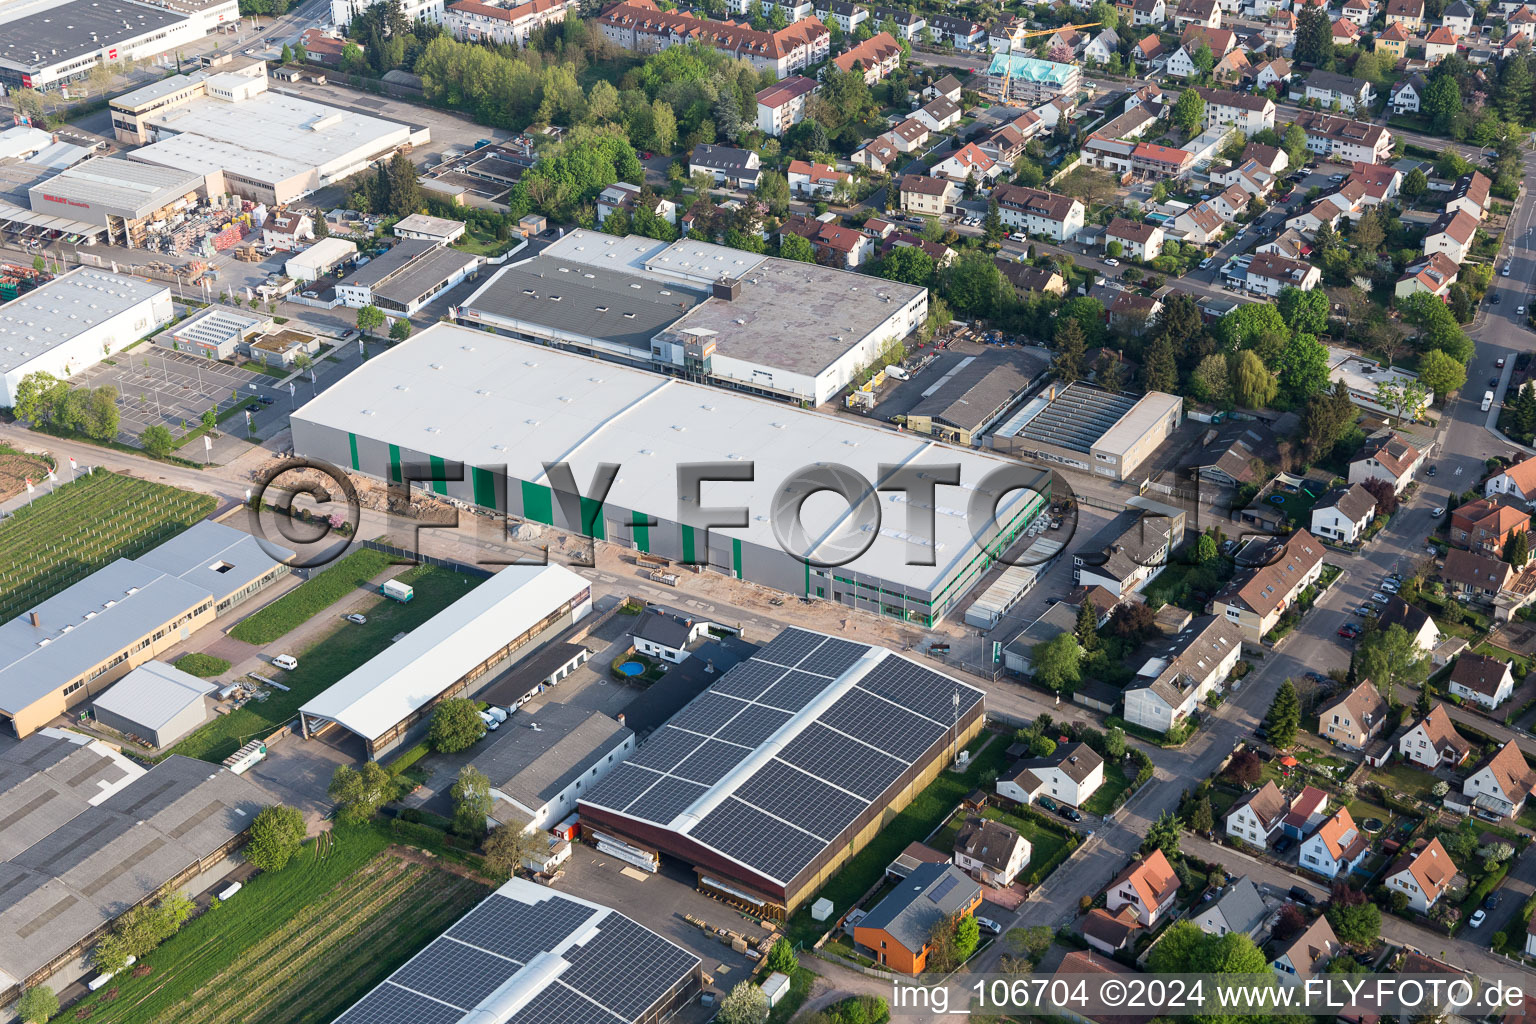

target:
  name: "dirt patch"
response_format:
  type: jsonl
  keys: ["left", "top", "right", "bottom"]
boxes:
{"left": 387, "top": 843, "right": 500, "bottom": 886}
{"left": 1491, "top": 621, "right": 1536, "bottom": 657}
{"left": 0, "top": 449, "right": 53, "bottom": 501}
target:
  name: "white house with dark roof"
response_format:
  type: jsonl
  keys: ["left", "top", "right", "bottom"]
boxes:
{"left": 628, "top": 607, "right": 713, "bottom": 663}
{"left": 1399, "top": 704, "right": 1471, "bottom": 768}
{"left": 953, "top": 816, "right": 1031, "bottom": 886}
{"left": 1123, "top": 616, "right": 1244, "bottom": 732}
{"left": 996, "top": 741, "right": 1105, "bottom": 807}
{"left": 1224, "top": 779, "right": 1287, "bottom": 850}
{"left": 1309, "top": 483, "right": 1377, "bottom": 545}
{"left": 1192, "top": 876, "right": 1268, "bottom": 937}
{"left": 1463, "top": 740, "right": 1536, "bottom": 817}
{"left": 1449, "top": 652, "right": 1516, "bottom": 709}
{"left": 689, "top": 144, "right": 762, "bottom": 189}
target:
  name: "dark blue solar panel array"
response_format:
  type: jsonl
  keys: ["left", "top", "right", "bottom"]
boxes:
{"left": 583, "top": 763, "right": 665, "bottom": 812}
{"left": 583, "top": 627, "right": 986, "bottom": 884}
{"left": 330, "top": 887, "right": 701, "bottom": 1024}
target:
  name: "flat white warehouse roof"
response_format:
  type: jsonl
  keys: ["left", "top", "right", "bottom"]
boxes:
{"left": 299, "top": 563, "right": 590, "bottom": 742}
{"left": 291, "top": 325, "right": 1037, "bottom": 594}
{"left": 0, "top": 268, "right": 166, "bottom": 376}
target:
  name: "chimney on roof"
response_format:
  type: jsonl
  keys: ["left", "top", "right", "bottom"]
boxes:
{"left": 617, "top": 712, "right": 626, "bottom": 726}
{"left": 28, "top": 611, "right": 39, "bottom": 627}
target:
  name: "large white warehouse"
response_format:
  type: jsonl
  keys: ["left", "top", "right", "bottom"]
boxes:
{"left": 0, "top": 269, "right": 172, "bottom": 406}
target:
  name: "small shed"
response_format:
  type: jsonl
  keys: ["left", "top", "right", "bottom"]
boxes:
{"left": 92, "top": 660, "right": 216, "bottom": 748}
{"left": 761, "top": 972, "right": 791, "bottom": 1008}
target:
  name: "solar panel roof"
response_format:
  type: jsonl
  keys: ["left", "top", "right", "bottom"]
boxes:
{"left": 333, "top": 880, "right": 699, "bottom": 1024}
{"left": 581, "top": 627, "right": 986, "bottom": 886}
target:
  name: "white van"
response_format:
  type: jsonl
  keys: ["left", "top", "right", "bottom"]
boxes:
{"left": 886, "top": 366, "right": 911, "bottom": 381}
{"left": 272, "top": 654, "right": 298, "bottom": 671}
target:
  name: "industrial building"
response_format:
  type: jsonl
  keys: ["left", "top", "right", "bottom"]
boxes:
{"left": 0, "top": 519, "right": 290, "bottom": 739}
{"left": 0, "top": 0, "right": 238, "bottom": 92}
{"left": 90, "top": 659, "right": 215, "bottom": 748}
{"left": 334, "top": 239, "right": 481, "bottom": 314}
{"left": 158, "top": 304, "right": 268, "bottom": 359}
{"left": 995, "top": 381, "right": 1184, "bottom": 481}
{"left": 298, "top": 564, "right": 593, "bottom": 758}
{"left": 473, "top": 702, "right": 634, "bottom": 832}
{"left": 110, "top": 64, "right": 422, "bottom": 203}
{"left": 0, "top": 268, "right": 172, "bottom": 406}
{"left": 579, "top": 627, "right": 987, "bottom": 918}
{"left": 903, "top": 350, "right": 1049, "bottom": 446}
{"left": 289, "top": 325, "right": 1049, "bottom": 626}
{"left": 0, "top": 729, "right": 266, "bottom": 1001}
{"left": 286, "top": 237, "right": 358, "bottom": 283}
{"left": 454, "top": 229, "right": 927, "bottom": 406}
{"left": 333, "top": 878, "right": 701, "bottom": 1024}
{"left": 28, "top": 157, "right": 205, "bottom": 247}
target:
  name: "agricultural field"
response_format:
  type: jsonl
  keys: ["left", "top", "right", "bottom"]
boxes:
{"left": 168, "top": 564, "right": 482, "bottom": 763}
{"left": 0, "top": 471, "right": 215, "bottom": 622}
{"left": 229, "top": 547, "right": 393, "bottom": 644}
{"left": 0, "top": 443, "right": 52, "bottom": 501}
{"left": 69, "top": 825, "right": 489, "bottom": 1024}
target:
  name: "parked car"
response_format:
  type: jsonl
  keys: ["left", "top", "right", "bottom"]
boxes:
{"left": 1470, "top": 909, "right": 1487, "bottom": 928}
{"left": 1432, "top": 507, "right": 1446, "bottom": 518}
{"left": 1338, "top": 624, "right": 1361, "bottom": 639}
{"left": 976, "top": 916, "right": 1003, "bottom": 935}
{"left": 1427, "top": 465, "right": 1438, "bottom": 476}
{"left": 1104, "top": 257, "right": 1120, "bottom": 266}
{"left": 1485, "top": 891, "right": 1503, "bottom": 909}
{"left": 1058, "top": 806, "right": 1083, "bottom": 822}
{"left": 1305, "top": 671, "right": 1329, "bottom": 683}
{"left": 258, "top": 395, "right": 275, "bottom": 406}
{"left": 1289, "top": 886, "right": 1317, "bottom": 905}
{"left": 1503, "top": 265, "right": 1512, "bottom": 276}
{"left": 272, "top": 654, "right": 298, "bottom": 670}
{"left": 1498, "top": 357, "right": 1507, "bottom": 368}
{"left": 345, "top": 613, "right": 367, "bottom": 624}
{"left": 1272, "top": 835, "right": 1295, "bottom": 855}
{"left": 1037, "top": 795, "right": 1060, "bottom": 812}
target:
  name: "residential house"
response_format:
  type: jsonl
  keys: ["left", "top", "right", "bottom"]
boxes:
{"left": 1422, "top": 209, "right": 1478, "bottom": 263}
{"left": 442, "top": 0, "right": 578, "bottom": 46}
{"left": 1224, "top": 780, "right": 1287, "bottom": 850}
{"left": 1082, "top": 906, "right": 1143, "bottom": 955}
{"left": 1270, "top": 916, "right": 1340, "bottom": 985}
{"left": 899, "top": 174, "right": 956, "bottom": 216}
{"left": 1251, "top": 58, "right": 1292, "bottom": 91}
{"left": 1106, "top": 218, "right": 1165, "bottom": 261}
{"left": 1319, "top": 680, "right": 1389, "bottom": 751}
{"left": 1449, "top": 652, "right": 1516, "bottom": 709}
{"left": 1375, "top": 596, "right": 1441, "bottom": 654}
{"left": 922, "top": 73, "right": 962, "bottom": 103}
{"left": 833, "top": 31, "right": 903, "bottom": 83}
{"left": 755, "top": 75, "right": 817, "bottom": 135}
{"left": 1341, "top": 0, "right": 1373, "bottom": 23}
{"left": 1171, "top": 200, "right": 1226, "bottom": 244}
{"left": 1192, "top": 877, "right": 1269, "bottom": 938}
{"left": 1282, "top": 786, "right": 1330, "bottom": 839}
{"left": 1085, "top": 28, "right": 1122, "bottom": 63}
{"left": 888, "top": 117, "right": 930, "bottom": 152}
{"left": 1398, "top": 704, "right": 1472, "bottom": 768}
{"left": 1310, "top": 483, "right": 1377, "bottom": 545}
{"left": 869, "top": 6, "right": 923, "bottom": 39}
{"left": 930, "top": 143, "right": 999, "bottom": 184}
{"left": 996, "top": 741, "right": 1106, "bottom": 807}
{"left": 1195, "top": 86, "right": 1277, "bottom": 136}
{"left": 1213, "top": 46, "right": 1250, "bottom": 80}
{"left": 953, "top": 817, "right": 1031, "bottom": 887}
{"left": 1299, "top": 806, "right": 1370, "bottom": 878}
{"left": 1348, "top": 432, "right": 1423, "bottom": 495}
{"left": 1391, "top": 74, "right": 1427, "bottom": 114}
{"left": 1485, "top": 456, "right": 1536, "bottom": 502}
{"left": 1105, "top": 848, "right": 1181, "bottom": 926}
{"left": 1441, "top": 0, "right": 1474, "bottom": 34}
{"left": 628, "top": 609, "right": 710, "bottom": 663}
{"left": 1333, "top": 17, "right": 1362, "bottom": 45}
{"left": 1175, "top": 0, "right": 1222, "bottom": 28}
{"left": 1245, "top": 251, "right": 1322, "bottom": 296}
{"left": 994, "top": 184, "right": 1085, "bottom": 241}
{"left": 1213, "top": 530, "right": 1326, "bottom": 643}
{"left": 852, "top": 135, "right": 901, "bottom": 172}
{"left": 1304, "top": 70, "right": 1375, "bottom": 112}
{"left": 1385, "top": 838, "right": 1458, "bottom": 913}
{"left": 1295, "top": 111, "right": 1394, "bottom": 163}
{"left": 1123, "top": 616, "right": 1245, "bottom": 733}
{"left": 853, "top": 862, "right": 983, "bottom": 973}
{"left": 1263, "top": 10, "right": 1296, "bottom": 49}
{"left": 1447, "top": 170, "right": 1493, "bottom": 220}
{"left": 1073, "top": 509, "right": 1181, "bottom": 598}
{"left": 928, "top": 13, "right": 986, "bottom": 48}
{"left": 1511, "top": 4, "right": 1536, "bottom": 40}
{"left": 1385, "top": 0, "right": 1425, "bottom": 30}
{"left": 1187, "top": 420, "right": 1279, "bottom": 487}
{"left": 786, "top": 160, "right": 852, "bottom": 197}
{"left": 689, "top": 144, "right": 762, "bottom": 188}
{"left": 911, "top": 96, "right": 962, "bottom": 133}
{"left": 815, "top": 0, "right": 867, "bottom": 31}
{"left": 1135, "top": 33, "right": 1169, "bottom": 63}
{"left": 1394, "top": 252, "right": 1460, "bottom": 299}
{"left": 1463, "top": 740, "right": 1536, "bottom": 817}
{"left": 1167, "top": 44, "right": 1206, "bottom": 78}
{"left": 1376, "top": 20, "right": 1410, "bottom": 58}
{"left": 779, "top": 215, "right": 872, "bottom": 267}
{"left": 597, "top": 182, "right": 678, "bottom": 227}
{"left": 1132, "top": 0, "right": 1167, "bottom": 25}
{"left": 995, "top": 260, "right": 1068, "bottom": 298}
{"left": 1349, "top": 161, "right": 1402, "bottom": 206}
{"left": 1424, "top": 24, "right": 1459, "bottom": 60}
{"left": 262, "top": 210, "right": 314, "bottom": 251}
{"left": 1441, "top": 548, "right": 1512, "bottom": 600}
{"left": 597, "top": 2, "right": 831, "bottom": 76}
{"left": 1451, "top": 497, "right": 1529, "bottom": 554}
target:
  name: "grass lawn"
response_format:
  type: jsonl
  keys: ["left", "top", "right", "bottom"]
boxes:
{"left": 1368, "top": 760, "right": 1440, "bottom": 801}
{"left": 930, "top": 804, "right": 1073, "bottom": 887}
{"left": 169, "top": 565, "right": 481, "bottom": 763}
{"left": 766, "top": 966, "right": 819, "bottom": 1023}
{"left": 229, "top": 547, "right": 394, "bottom": 644}
{"left": 453, "top": 226, "right": 521, "bottom": 258}
{"left": 1083, "top": 760, "right": 1131, "bottom": 816}
{"left": 68, "top": 823, "right": 489, "bottom": 1024}
{"left": 174, "top": 652, "right": 231, "bottom": 678}
{"left": 783, "top": 732, "right": 1009, "bottom": 945}
{"left": 1345, "top": 796, "right": 1393, "bottom": 829}
{"left": 238, "top": 360, "right": 290, "bottom": 379}
{"left": 0, "top": 471, "right": 215, "bottom": 623}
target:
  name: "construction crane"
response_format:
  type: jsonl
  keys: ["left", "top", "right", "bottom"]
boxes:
{"left": 998, "top": 22, "right": 1099, "bottom": 101}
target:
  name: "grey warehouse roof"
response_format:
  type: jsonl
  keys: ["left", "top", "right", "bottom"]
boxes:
{"left": 333, "top": 878, "right": 699, "bottom": 1024}
{"left": 1011, "top": 381, "right": 1140, "bottom": 454}
{"left": 0, "top": 731, "right": 265, "bottom": 989}
{"left": 339, "top": 238, "right": 437, "bottom": 290}
{"left": 461, "top": 255, "right": 701, "bottom": 350}
{"left": 0, "top": 0, "right": 184, "bottom": 73}
{"left": 31, "top": 158, "right": 203, "bottom": 221}
{"left": 909, "top": 350, "right": 1048, "bottom": 431}
{"left": 0, "top": 268, "right": 166, "bottom": 375}
{"left": 473, "top": 702, "right": 631, "bottom": 823}
{"left": 92, "top": 660, "right": 215, "bottom": 734}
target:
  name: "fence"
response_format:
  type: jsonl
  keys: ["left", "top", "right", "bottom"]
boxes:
{"left": 357, "top": 538, "right": 496, "bottom": 579}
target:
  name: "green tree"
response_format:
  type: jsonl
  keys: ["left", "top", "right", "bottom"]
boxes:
{"left": 1076, "top": 599, "right": 1101, "bottom": 652}
{"left": 779, "top": 233, "right": 816, "bottom": 263}
{"left": 1106, "top": 240, "right": 1124, "bottom": 259}
{"left": 12, "top": 371, "right": 67, "bottom": 424}
{"left": 1277, "top": 332, "right": 1331, "bottom": 402}
{"left": 1327, "top": 901, "right": 1381, "bottom": 947}
{"left": 483, "top": 824, "right": 538, "bottom": 877}
{"left": 1231, "top": 350, "right": 1278, "bottom": 408}
{"left": 92, "top": 934, "right": 131, "bottom": 975}
{"left": 1265, "top": 680, "right": 1301, "bottom": 748}
{"left": 940, "top": 250, "right": 1013, "bottom": 317}
{"left": 245, "top": 804, "right": 306, "bottom": 871}
{"left": 200, "top": 406, "right": 217, "bottom": 433}
{"left": 1105, "top": 726, "right": 1126, "bottom": 758}
{"left": 954, "top": 914, "right": 981, "bottom": 961}
{"left": 428, "top": 698, "right": 486, "bottom": 753}
{"left": 140, "top": 424, "right": 174, "bottom": 457}
{"left": 1053, "top": 317, "right": 1086, "bottom": 382}
{"left": 765, "top": 936, "right": 797, "bottom": 973}
{"left": 17, "top": 987, "right": 58, "bottom": 1024}
{"left": 757, "top": 170, "right": 791, "bottom": 218}
{"left": 1352, "top": 208, "right": 1385, "bottom": 256}
{"left": 877, "top": 245, "right": 935, "bottom": 286}
{"left": 389, "top": 318, "right": 413, "bottom": 342}
{"left": 650, "top": 98, "right": 678, "bottom": 153}
{"left": 1144, "top": 334, "right": 1178, "bottom": 393}
{"left": 328, "top": 762, "right": 396, "bottom": 823}
{"left": 717, "top": 980, "right": 769, "bottom": 1024}
{"left": 1191, "top": 352, "right": 1231, "bottom": 404}
{"left": 1373, "top": 377, "right": 1429, "bottom": 420}
{"left": 1143, "top": 810, "right": 1181, "bottom": 859}
{"left": 356, "top": 304, "right": 385, "bottom": 338}
{"left": 1506, "top": 529, "right": 1530, "bottom": 568}
{"left": 1032, "top": 632, "right": 1081, "bottom": 692}
{"left": 1282, "top": 122, "right": 1309, "bottom": 170}
{"left": 451, "top": 764, "right": 493, "bottom": 838}
{"left": 1424, "top": 72, "right": 1463, "bottom": 136}
{"left": 1278, "top": 287, "right": 1328, "bottom": 334}
{"left": 1148, "top": 920, "right": 1205, "bottom": 973}
{"left": 1188, "top": 795, "right": 1214, "bottom": 833}
{"left": 1402, "top": 167, "right": 1428, "bottom": 201}
{"left": 386, "top": 151, "right": 421, "bottom": 218}
{"left": 983, "top": 198, "right": 1003, "bottom": 241}
{"left": 1172, "top": 88, "right": 1205, "bottom": 134}
{"left": 1354, "top": 624, "right": 1431, "bottom": 702}
{"left": 1416, "top": 348, "right": 1467, "bottom": 399}
{"left": 1295, "top": 6, "right": 1335, "bottom": 68}
{"left": 1499, "top": 54, "right": 1532, "bottom": 122}
{"left": 279, "top": 41, "right": 293, "bottom": 62}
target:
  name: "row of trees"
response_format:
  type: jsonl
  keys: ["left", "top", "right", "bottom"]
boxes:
{"left": 12, "top": 372, "right": 120, "bottom": 442}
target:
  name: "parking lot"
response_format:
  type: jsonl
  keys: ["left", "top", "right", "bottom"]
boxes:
{"left": 71, "top": 346, "right": 283, "bottom": 447}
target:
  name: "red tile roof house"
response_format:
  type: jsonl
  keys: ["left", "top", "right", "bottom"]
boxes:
{"left": 1281, "top": 785, "right": 1329, "bottom": 839}
{"left": 1299, "top": 805, "right": 1370, "bottom": 878}
{"left": 1082, "top": 906, "right": 1142, "bottom": 955}
{"left": 1105, "top": 217, "right": 1164, "bottom": 261}
{"left": 1385, "top": 836, "right": 1458, "bottom": 914}
{"left": 1450, "top": 497, "right": 1530, "bottom": 555}
{"left": 1485, "top": 455, "right": 1536, "bottom": 503}
{"left": 1104, "top": 848, "right": 1180, "bottom": 926}
{"left": 1348, "top": 432, "right": 1423, "bottom": 495}
{"left": 785, "top": 160, "right": 851, "bottom": 198}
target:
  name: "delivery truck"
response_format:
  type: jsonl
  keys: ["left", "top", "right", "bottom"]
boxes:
{"left": 382, "top": 579, "right": 414, "bottom": 603}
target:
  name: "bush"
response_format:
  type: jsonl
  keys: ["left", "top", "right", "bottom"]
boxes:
{"left": 173, "top": 652, "right": 231, "bottom": 677}
{"left": 428, "top": 698, "right": 486, "bottom": 753}
{"left": 17, "top": 987, "right": 58, "bottom": 1024}
{"left": 244, "top": 805, "right": 306, "bottom": 872}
